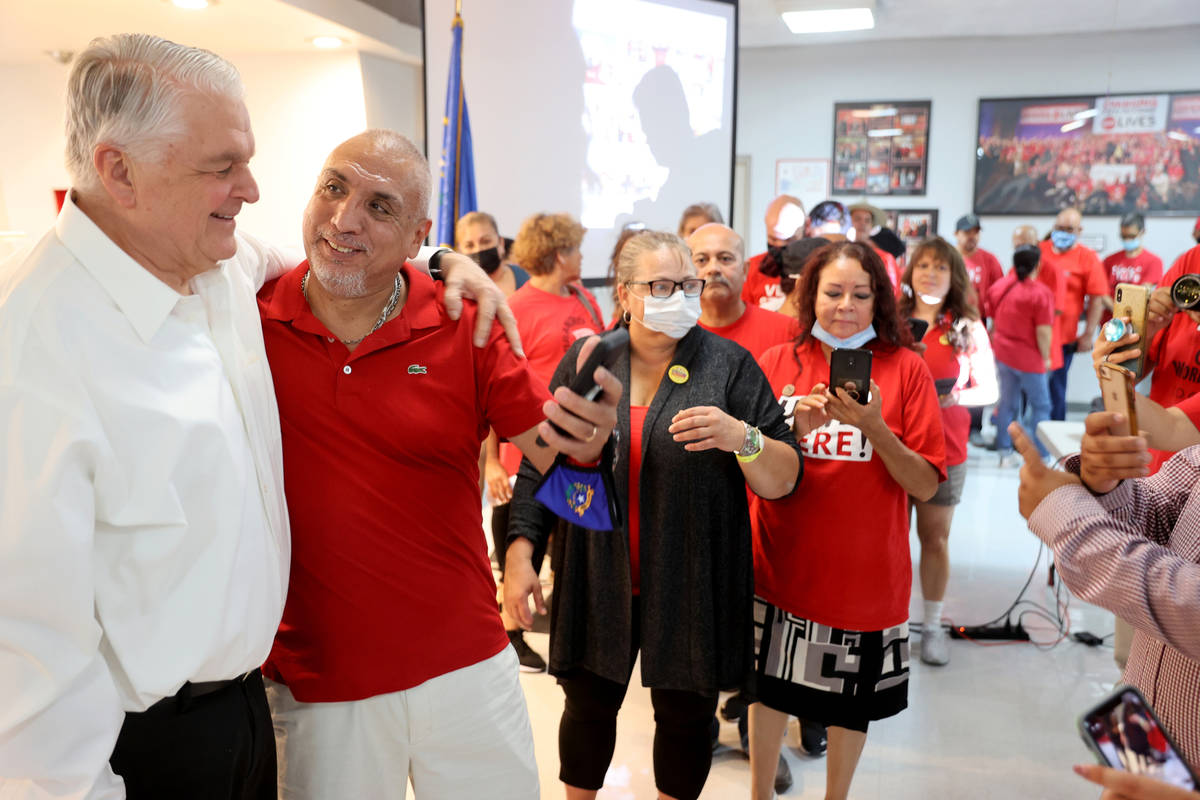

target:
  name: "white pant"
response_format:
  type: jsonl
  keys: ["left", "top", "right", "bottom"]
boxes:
{"left": 266, "top": 646, "right": 539, "bottom": 800}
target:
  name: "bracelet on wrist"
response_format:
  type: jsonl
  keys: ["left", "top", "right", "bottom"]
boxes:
{"left": 735, "top": 422, "right": 764, "bottom": 463}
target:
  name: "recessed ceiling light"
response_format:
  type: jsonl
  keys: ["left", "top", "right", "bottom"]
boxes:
{"left": 1073, "top": 108, "right": 1099, "bottom": 120}
{"left": 310, "top": 36, "right": 346, "bottom": 49}
{"left": 171, "top": 0, "right": 211, "bottom": 9}
{"left": 867, "top": 127, "right": 902, "bottom": 138}
{"left": 782, "top": 7, "right": 875, "bottom": 34}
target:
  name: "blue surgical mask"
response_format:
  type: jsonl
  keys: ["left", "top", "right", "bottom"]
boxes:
{"left": 1122, "top": 237, "right": 1142, "bottom": 254}
{"left": 811, "top": 320, "right": 877, "bottom": 350}
{"left": 1051, "top": 230, "right": 1077, "bottom": 251}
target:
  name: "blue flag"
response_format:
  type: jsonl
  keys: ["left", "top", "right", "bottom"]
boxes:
{"left": 435, "top": 11, "right": 477, "bottom": 248}
{"left": 534, "top": 460, "right": 617, "bottom": 532}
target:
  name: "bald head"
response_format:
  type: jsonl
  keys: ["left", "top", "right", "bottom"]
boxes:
{"left": 325, "top": 130, "right": 431, "bottom": 224}
{"left": 765, "top": 194, "right": 806, "bottom": 247}
{"left": 1012, "top": 224, "right": 1040, "bottom": 249}
{"left": 688, "top": 223, "right": 744, "bottom": 261}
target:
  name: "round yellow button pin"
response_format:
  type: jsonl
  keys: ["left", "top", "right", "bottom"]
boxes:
{"left": 668, "top": 364, "right": 689, "bottom": 384}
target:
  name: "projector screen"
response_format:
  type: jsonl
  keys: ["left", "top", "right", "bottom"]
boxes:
{"left": 423, "top": 0, "right": 737, "bottom": 282}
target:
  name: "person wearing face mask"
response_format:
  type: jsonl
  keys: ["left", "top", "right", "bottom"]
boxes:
{"left": 897, "top": 237, "right": 998, "bottom": 666}
{"left": 484, "top": 212, "right": 605, "bottom": 671}
{"left": 455, "top": 211, "right": 530, "bottom": 297}
{"left": 747, "top": 241, "right": 946, "bottom": 800}
{"left": 742, "top": 195, "right": 806, "bottom": 312}
{"left": 505, "top": 230, "right": 802, "bottom": 800}
{"left": 1102, "top": 213, "right": 1162, "bottom": 302}
{"left": 1038, "top": 207, "right": 1108, "bottom": 420}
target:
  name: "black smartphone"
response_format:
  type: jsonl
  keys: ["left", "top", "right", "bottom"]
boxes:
{"left": 829, "top": 347, "right": 872, "bottom": 405}
{"left": 934, "top": 377, "right": 957, "bottom": 396}
{"left": 1078, "top": 685, "right": 1198, "bottom": 790}
{"left": 536, "top": 327, "right": 629, "bottom": 446}
{"left": 908, "top": 317, "right": 930, "bottom": 342}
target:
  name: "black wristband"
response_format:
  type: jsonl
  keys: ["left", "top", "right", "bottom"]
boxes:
{"left": 428, "top": 247, "right": 452, "bottom": 282}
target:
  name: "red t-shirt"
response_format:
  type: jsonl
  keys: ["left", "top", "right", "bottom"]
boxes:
{"left": 751, "top": 339, "right": 947, "bottom": 631}
{"left": 507, "top": 282, "right": 604, "bottom": 388}
{"left": 501, "top": 282, "right": 604, "bottom": 473}
{"left": 1038, "top": 241, "right": 1107, "bottom": 345}
{"left": 259, "top": 263, "right": 549, "bottom": 702}
{"left": 1102, "top": 249, "right": 1163, "bottom": 292}
{"left": 698, "top": 303, "right": 800, "bottom": 360}
{"left": 918, "top": 319, "right": 971, "bottom": 467}
{"left": 988, "top": 273, "right": 1055, "bottom": 374}
{"left": 961, "top": 248, "right": 1004, "bottom": 319}
{"left": 741, "top": 252, "right": 786, "bottom": 311}
{"left": 1147, "top": 246, "right": 1200, "bottom": 472}
{"left": 628, "top": 405, "right": 649, "bottom": 595}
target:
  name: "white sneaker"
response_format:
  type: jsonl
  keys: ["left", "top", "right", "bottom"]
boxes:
{"left": 921, "top": 624, "right": 950, "bottom": 666}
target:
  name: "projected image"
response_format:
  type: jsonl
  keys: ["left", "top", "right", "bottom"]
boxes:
{"left": 573, "top": 0, "right": 731, "bottom": 231}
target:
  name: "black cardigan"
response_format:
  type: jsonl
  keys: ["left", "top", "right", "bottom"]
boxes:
{"left": 508, "top": 326, "right": 802, "bottom": 695}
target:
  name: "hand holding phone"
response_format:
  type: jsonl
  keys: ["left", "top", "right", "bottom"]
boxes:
{"left": 536, "top": 327, "right": 628, "bottom": 447}
{"left": 829, "top": 348, "right": 872, "bottom": 406}
{"left": 1078, "top": 686, "right": 1198, "bottom": 791}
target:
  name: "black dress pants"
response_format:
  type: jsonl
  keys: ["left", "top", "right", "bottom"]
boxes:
{"left": 109, "top": 669, "right": 275, "bottom": 800}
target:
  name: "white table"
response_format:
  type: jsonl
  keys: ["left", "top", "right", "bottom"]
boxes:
{"left": 1037, "top": 420, "right": 1085, "bottom": 463}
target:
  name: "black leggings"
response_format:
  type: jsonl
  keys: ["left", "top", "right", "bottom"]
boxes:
{"left": 556, "top": 601, "right": 719, "bottom": 800}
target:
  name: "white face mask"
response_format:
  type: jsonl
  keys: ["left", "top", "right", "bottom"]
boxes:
{"left": 635, "top": 291, "right": 701, "bottom": 339}
{"left": 811, "top": 319, "right": 877, "bottom": 350}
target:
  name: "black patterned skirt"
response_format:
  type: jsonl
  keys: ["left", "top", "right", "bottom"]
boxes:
{"left": 751, "top": 597, "right": 909, "bottom": 733}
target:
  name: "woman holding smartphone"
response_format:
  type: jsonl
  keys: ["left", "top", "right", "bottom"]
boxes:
{"left": 897, "top": 237, "right": 997, "bottom": 666}
{"left": 505, "top": 231, "right": 802, "bottom": 800}
{"left": 747, "top": 241, "right": 946, "bottom": 799}
{"left": 747, "top": 241, "right": 946, "bottom": 800}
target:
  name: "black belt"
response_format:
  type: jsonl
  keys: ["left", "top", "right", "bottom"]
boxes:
{"left": 141, "top": 668, "right": 260, "bottom": 715}
{"left": 186, "top": 668, "right": 258, "bottom": 699}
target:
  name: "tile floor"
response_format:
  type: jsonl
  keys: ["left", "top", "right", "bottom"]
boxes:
{"left": 506, "top": 436, "right": 1123, "bottom": 799}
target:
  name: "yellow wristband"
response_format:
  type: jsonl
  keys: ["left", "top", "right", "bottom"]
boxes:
{"left": 736, "top": 447, "right": 763, "bottom": 464}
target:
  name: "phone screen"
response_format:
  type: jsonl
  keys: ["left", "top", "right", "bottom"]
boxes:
{"left": 1081, "top": 688, "right": 1197, "bottom": 790}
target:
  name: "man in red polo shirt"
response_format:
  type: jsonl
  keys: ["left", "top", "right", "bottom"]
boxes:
{"left": 692, "top": 223, "right": 798, "bottom": 359}
{"left": 1039, "top": 207, "right": 1107, "bottom": 420}
{"left": 954, "top": 213, "right": 1004, "bottom": 322}
{"left": 742, "top": 194, "right": 805, "bottom": 312}
{"left": 257, "top": 130, "right": 620, "bottom": 799}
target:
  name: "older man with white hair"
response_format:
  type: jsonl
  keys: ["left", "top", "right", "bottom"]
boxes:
{"left": 0, "top": 33, "right": 508, "bottom": 800}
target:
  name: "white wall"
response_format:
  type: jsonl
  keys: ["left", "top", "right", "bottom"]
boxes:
{"left": 737, "top": 26, "right": 1200, "bottom": 267}
{"left": 0, "top": 51, "right": 373, "bottom": 256}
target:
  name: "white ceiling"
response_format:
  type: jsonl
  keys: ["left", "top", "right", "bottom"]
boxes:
{"left": 738, "top": 0, "right": 1200, "bottom": 48}
{"left": 0, "top": 0, "right": 422, "bottom": 65}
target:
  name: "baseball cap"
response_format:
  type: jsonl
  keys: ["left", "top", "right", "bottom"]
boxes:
{"left": 955, "top": 213, "right": 981, "bottom": 232}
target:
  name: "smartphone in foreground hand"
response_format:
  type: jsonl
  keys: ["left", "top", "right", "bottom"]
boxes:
{"left": 1079, "top": 685, "right": 1198, "bottom": 790}
{"left": 1098, "top": 362, "right": 1139, "bottom": 437}
{"left": 829, "top": 348, "right": 872, "bottom": 405}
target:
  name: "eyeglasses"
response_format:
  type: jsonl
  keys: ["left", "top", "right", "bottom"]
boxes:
{"left": 626, "top": 278, "right": 706, "bottom": 298}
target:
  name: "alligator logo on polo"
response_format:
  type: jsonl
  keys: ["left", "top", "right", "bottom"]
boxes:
{"left": 407, "top": 364, "right": 428, "bottom": 375}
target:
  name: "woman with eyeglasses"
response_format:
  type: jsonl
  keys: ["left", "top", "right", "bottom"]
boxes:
{"left": 747, "top": 241, "right": 946, "bottom": 800}
{"left": 506, "top": 230, "right": 803, "bottom": 800}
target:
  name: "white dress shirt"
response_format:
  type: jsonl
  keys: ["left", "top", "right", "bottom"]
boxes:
{"left": 0, "top": 196, "right": 291, "bottom": 799}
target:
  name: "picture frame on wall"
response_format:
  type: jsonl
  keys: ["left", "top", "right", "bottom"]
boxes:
{"left": 884, "top": 208, "right": 939, "bottom": 263}
{"left": 974, "top": 91, "right": 1200, "bottom": 216}
{"left": 832, "top": 100, "right": 931, "bottom": 196}
{"left": 774, "top": 158, "right": 831, "bottom": 216}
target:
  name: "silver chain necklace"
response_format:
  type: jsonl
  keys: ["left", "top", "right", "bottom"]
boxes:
{"left": 301, "top": 268, "right": 404, "bottom": 346}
